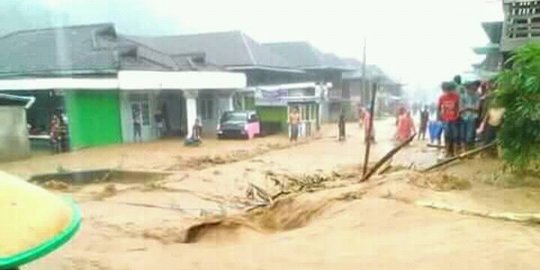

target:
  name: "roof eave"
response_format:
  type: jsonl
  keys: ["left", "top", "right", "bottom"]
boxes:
{"left": 0, "top": 69, "right": 118, "bottom": 79}
{"left": 302, "top": 66, "right": 355, "bottom": 72}
{"left": 227, "top": 65, "right": 306, "bottom": 74}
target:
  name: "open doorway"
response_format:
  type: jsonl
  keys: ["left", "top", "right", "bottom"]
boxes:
{"left": 157, "top": 90, "right": 187, "bottom": 137}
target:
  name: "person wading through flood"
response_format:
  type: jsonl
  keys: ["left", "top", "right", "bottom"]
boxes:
{"left": 289, "top": 107, "right": 300, "bottom": 142}
{"left": 49, "top": 114, "right": 61, "bottom": 153}
{"left": 395, "top": 108, "right": 416, "bottom": 144}
{"left": 418, "top": 105, "right": 429, "bottom": 140}
{"left": 132, "top": 111, "right": 142, "bottom": 143}
{"left": 363, "top": 106, "right": 375, "bottom": 144}
{"left": 438, "top": 81, "right": 460, "bottom": 158}
{"left": 338, "top": 110, "right": 346, "bottom": 141}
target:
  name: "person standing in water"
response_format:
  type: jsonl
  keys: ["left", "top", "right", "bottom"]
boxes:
{"left": 396, "top": 109, "right": 416, "bottom": 143}
{"left": 418, "top": 106, "right": 430, "bottom": 140}
{"left": 338, "top": 110, "right": 346, "bottom": 141}
{"left": 363, "top": 107, "right": 375, "bottom": 144}
{"left": 289, "top": 107, "right": 300, "bottom": 142}
{"left": 133, "top": 111, "right": 142, "bottom": 143}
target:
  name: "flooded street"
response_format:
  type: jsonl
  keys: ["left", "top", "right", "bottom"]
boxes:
{"left": 3, "top": 120, "right": 540, "bottom": 270}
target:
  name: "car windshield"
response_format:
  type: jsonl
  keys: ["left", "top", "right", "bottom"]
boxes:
{"left": 220, "top": 112, "right": 247, "bottom": 123}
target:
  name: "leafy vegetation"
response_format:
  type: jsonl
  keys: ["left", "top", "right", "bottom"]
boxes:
{"left": 495, "top": 43, "right": 540, "bottom": 171}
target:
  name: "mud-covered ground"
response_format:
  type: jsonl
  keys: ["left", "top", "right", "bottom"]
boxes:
{"left": 2, "top": 120, "right": 540, "bottom": 270}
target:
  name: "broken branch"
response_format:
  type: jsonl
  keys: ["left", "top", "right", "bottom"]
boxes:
{"left": 360, "top": 134, "right": 416, "bottom": 182}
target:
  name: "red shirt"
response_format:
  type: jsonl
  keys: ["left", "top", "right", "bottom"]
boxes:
{"left": 438, "top": 92, "right": 460, "bottom": 121}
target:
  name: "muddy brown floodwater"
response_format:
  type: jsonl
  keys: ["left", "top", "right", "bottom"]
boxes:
{"left": 2, "top": 120, "right": 540, "bottom": 270}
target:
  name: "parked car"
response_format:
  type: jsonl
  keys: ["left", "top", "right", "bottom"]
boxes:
{"left": 217, "top": 111, "right": 260, "bottom": 139}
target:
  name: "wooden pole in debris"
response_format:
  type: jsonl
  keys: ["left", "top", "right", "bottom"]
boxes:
{"left": 362, "top": 83, "right": 377, "bottom": 176}
{"left": 361, "top": 38, "right": 367, "bottom": 102}
{"left": 360, "top": 133, "right": 416, "bottom": 182}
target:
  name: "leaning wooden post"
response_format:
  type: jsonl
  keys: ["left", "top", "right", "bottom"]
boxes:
{"left": 362, "top": 82, "right": 377, "bottom": 176}
{"left": 360, "top": 133, "right": 416, "bottom": 182}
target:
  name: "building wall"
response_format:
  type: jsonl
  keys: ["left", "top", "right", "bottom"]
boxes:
{"left": 0, "top": 106, "right": 30, "bottom": 161}
{"left": 199, "top": 90, "right": 234, "bottom": 135}
{"left": 257, "top": 106, "right": 288, "bottom": 134}
{"left": 120, "top": 91, "right": 160, "bottom": 142}
{"left": 64, "top": 90, "right": 123, "bottom": 149}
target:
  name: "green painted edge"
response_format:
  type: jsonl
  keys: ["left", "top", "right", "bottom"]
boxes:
{"left": 0, "top": 199, "right": 81, "bottom": 269}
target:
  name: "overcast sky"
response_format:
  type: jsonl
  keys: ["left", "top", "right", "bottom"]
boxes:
{"left": 10, "top": 0, "right": 504, "bottom": 99}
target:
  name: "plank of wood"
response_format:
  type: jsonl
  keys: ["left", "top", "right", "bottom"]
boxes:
{"left": 421, "top": 142, "right": 496, "bottom": 172}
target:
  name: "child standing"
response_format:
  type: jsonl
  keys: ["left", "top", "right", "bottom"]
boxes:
{"left": 438, "top": 82, "right": 460, "bottom": 157}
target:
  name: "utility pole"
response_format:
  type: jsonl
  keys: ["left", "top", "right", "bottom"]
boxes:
{"left": 362, "top": 82, "right": 377, "bottom": 176}
{"left": 361, "top": 38, "right": 367, "bottom": 106}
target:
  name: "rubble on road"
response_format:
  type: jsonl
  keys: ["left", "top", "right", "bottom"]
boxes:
{"left": 408, "top": 173, "right": 471, "bottom": 191}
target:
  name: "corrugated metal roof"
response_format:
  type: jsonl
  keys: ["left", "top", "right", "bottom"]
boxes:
{"left": 0, "top": 23, "right": 120, "bottom": 76}
{"left": 263, "top": 42, "right": 352, "bottom": 71}
{"left": 0, "top": 23, "right": 220, "bottom": 77}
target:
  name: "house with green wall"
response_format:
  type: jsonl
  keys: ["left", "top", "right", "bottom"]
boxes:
{"left": 250, "top": 82, "right": 325, "bottom": 137}
{"left": 0, "top": 23, "right": 246, "bottom": 151}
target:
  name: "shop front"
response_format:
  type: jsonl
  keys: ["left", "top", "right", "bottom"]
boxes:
{"left": 252, "top": 82, "right": 325, "bottom": 137}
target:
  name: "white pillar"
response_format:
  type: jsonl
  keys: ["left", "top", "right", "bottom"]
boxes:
{"left": 227, "top": 93, "right": 234, "bottom": 111}
{"left": 184, "top": 90, "right": 198, "bottom": 139}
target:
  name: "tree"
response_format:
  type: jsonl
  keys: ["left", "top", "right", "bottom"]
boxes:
{"left": 495, "top": 43, "right": 540, "bottom": 171}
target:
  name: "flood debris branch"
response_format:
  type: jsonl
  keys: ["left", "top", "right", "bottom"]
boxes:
{"left": 421, "top": 142, "right": 497, "bottom": 172}
{"left": 360, "top": 133, "right": 416, "bottom": 182}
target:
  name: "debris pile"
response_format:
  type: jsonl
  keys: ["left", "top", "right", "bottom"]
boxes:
{"left": 265, "top": 169, "right": 359, "bottom": 194}
{"left": 409, "top": 173, "right": 471, "bottom": 191}
{"left": 167, "top": 142, "right": 302, "bottom": 171}
{"left": 43, "top": 180, "right": 69, "bottom": 190}
{"left": 94, "top": 183, "right": 117, "bottom": 200}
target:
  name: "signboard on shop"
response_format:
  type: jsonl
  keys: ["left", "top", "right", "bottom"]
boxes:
{"left": 255, "top": 88, "right": 288, "bottom": 106}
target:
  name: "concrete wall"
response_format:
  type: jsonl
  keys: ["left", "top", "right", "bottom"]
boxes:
{"left": 0, "top": 106, "right": 30, "bottom": 161}
{"left": 120, "top": 91, "right": 160, "bottom": 143}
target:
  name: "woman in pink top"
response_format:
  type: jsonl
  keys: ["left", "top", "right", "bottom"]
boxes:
{"left": 395, "top": 110, "right": 416, "bottom": 143}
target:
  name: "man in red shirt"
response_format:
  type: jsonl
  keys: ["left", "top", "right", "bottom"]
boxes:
{"left": 438, "top": 81, "right": 460, "bottom": 157}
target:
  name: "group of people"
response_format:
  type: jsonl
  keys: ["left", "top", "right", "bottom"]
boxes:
{"left": 432, "top": 75, "right": 504, "bottom": 158}
{"left": 387, "top": 74, "right": 504, "bottom": 159}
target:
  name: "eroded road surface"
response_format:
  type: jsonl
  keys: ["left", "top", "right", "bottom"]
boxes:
{"left": 2, "top": 120, "right": 539, "bottom": 270}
